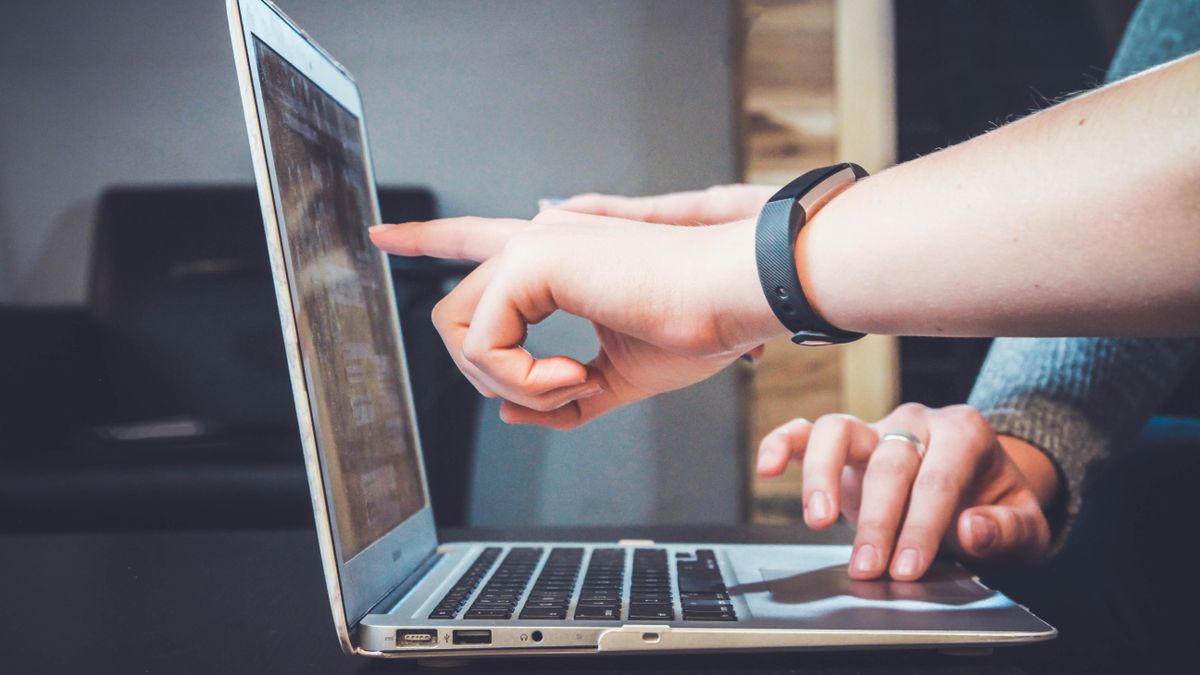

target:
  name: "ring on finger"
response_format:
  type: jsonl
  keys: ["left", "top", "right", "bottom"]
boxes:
{"left": 877, "top": 431, "right": 926, "bottom": 459}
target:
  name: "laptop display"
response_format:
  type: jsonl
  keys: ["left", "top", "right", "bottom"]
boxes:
{"left": 254, "top": 37, "right": 425, "bottom": 561}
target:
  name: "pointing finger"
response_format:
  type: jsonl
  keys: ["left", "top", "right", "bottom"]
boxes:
{"left": 369, "top": 217, "right": 528, "bottom": 262}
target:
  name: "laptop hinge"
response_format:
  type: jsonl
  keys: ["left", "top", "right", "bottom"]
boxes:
{"left": 360, "top": 549, "right": 443, "bottom": 619}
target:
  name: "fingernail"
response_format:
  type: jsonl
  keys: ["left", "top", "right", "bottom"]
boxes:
{"left": 807, "top": 491, "right": 830, "bottom": 522}
{"left": 368, "top": 223, "right": 394, "bottom": 233}
{"left": 852, "top": 544, "right": 879, "bottom": 574}
{"left": 894, "top": 548, "right": 920, "bottom": 578}
{"left": 969, "top": 514, "right": 997, "bottom": 550}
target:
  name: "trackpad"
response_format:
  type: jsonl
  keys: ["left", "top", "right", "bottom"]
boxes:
{"left": 759, "top": 563, "right": 990, "bottom": 606}
{"left": 725, "top": 550, "right": 1010, "bottom": 628}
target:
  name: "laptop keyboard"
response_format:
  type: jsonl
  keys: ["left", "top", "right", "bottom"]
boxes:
{"left": 521, "top": 547, "right": 584, "bottom": 620}
{"left": 573, "top": 548, "right": 625, "bottom": 620}
{"left": 429, "top": 546, "right": 738, "bottom": 622}
{"left": 462, "top": 547, "right": 542, "bottom": 619}
{"left": 428, "top": 546, "right": 501, "bottom": 619}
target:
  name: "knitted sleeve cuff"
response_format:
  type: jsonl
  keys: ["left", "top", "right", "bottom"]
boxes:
{"left": 980, "top": 396, "right": 1112, "bottom": 554}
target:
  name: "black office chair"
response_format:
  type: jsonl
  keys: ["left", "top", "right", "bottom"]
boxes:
{"left": 0, "top": 185, "right": 478, "bottom": 531}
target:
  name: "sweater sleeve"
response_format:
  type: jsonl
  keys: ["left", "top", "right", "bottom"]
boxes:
{"left": 968, "top": 337, "right": 1200, "bottom": 545}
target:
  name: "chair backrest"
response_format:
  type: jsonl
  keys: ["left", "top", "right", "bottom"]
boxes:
{"left": 86, "top": 184, "right": 476, "bottom": 525}
{"left": 89, "top": 186, "right": 293, "bottom": 427}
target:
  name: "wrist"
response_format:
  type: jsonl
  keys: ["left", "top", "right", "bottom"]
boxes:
{"left": 705, "top": 219, "right": 789, "bottom": 350}
{"left": 791, "top": 180, "right": 861, "bottom": 335}
{"left": 998, "top": 435, "right": 1061, "bottom": 510}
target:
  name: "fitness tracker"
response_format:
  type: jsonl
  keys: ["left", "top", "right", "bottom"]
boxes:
{"left": 754, "top": 162, "right": 868, "bottom": 346}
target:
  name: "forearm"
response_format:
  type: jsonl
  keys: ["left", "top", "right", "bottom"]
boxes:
{"left": 798, "top": 51, "right": 1200, "bottom": 337}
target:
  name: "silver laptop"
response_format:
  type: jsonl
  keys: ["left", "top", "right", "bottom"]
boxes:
{"left": 227, "top": 0, "right": 1055, "bottom": 658}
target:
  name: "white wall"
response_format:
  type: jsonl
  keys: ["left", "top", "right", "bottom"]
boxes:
{"left": 0, "top": 0, "right": 745, "bottom": 526}
{"left": 0, "top": 0, "right": 737, "bottom": 303}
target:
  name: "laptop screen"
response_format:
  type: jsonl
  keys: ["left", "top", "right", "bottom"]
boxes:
{"left": 253, "top": 37, "right": 427, "bottom": 561}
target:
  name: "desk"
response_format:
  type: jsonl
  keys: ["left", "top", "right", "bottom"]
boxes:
{"left": 0, "top": 525, "right": 1023, "bottom": 674}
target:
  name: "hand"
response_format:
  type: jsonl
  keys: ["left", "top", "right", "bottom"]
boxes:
{"left": 370, "top": 211, "right": 784, "bottom": 429}
{"left": 756, "top": 403, "right": 1059, "bottom": 581}
{"left": 556, "top": 184, "right": 777, "bottom": 225}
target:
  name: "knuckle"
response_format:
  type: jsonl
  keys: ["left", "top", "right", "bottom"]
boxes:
{"left": 895, "top": 402, "right": 928, "bottom": 417}
{"left": 430, "top": 299, "right": 449, "bottom": 326}
{"left": 940, "top": 405, "right": 988, "bottom": 435}
{"left": 896, "top": 524, "right": 941, "bottom": 550}
{"left": 913, "top": 469, "right": 962, "bottom": 499}
{"left": 817, "top": 413, "right": 860, "bottom": 436}
{"left": 934, "top": 406, "right": 992, "bottom": 452}
{"left": 854, "top": 518, "right": 892, "bottom": 540}
{"left": 460, "top": 337, "right": 487, "bottom": 365}
{"left": 529, "top": 209, "right": 563, "bottom": 227}
{"left": 504, "top": 232, "right": 554, "bottom": 267}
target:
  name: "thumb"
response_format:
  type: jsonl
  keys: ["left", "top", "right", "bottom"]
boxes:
{"left": 956, "top": 501, "right": 1051, "bottom": 563}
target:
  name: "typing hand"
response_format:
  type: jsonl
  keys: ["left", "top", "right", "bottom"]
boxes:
{"left": 370, "top": 212, "right": 782, "bottom": 429}
{"left": 756, "top": 403, "right": 1059, "bottom": 580}
{"left": 554, "top": 184, "right": 777, "bottom": 225}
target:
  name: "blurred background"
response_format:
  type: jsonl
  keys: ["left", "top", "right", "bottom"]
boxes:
{"left": 0, "top": 0, "right": 1138, "bottom": 534}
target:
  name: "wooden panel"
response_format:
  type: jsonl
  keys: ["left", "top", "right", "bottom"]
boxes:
{"left": 737, "top": 0, "right": 898, "bottom": 524}
{"left": 835, "top": 0, "right": 899, "bottom": 423}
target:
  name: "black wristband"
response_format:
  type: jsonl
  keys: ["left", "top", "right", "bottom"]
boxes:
{"left": 754, "top": 162, "right": 868, "bottom": 346}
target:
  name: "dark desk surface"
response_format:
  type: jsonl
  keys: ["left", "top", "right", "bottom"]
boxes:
{"left": 0, "top": 525, "right": 1026, "bottom": 674}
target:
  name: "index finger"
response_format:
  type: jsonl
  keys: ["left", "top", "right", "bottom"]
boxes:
{"left": 369, "top": 217, "right": 528, "bottom": 262}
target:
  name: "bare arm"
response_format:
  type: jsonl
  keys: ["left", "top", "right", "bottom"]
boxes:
{"left": 372, "top": 52, "right": 1200, "bottom": 429}
{"left": 796, "top": 51, "right": 1200, "bottom": 337}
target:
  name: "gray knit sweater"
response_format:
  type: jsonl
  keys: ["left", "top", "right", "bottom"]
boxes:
{"left": 968, "top": 0, "right": 1200, "bottom": 543}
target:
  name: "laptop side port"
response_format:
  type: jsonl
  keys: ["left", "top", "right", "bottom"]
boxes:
{"left": 395, "top": 629, "right": 437, "bottom": 648}
{"left": 452, "top": 629, "right": 492, "bottom": 645}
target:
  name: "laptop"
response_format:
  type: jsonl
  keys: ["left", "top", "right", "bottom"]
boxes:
{"left": 226, "top": 0, "right": 1055, "bottom": 658}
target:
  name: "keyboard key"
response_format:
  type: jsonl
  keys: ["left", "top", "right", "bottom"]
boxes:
{"left": 628, "top": 602, "right": 675, "bottom": 620}
{"left": 575, "top": 606, "right": 621, "bottom": 620}
{"left": 519, "top": 607, "right": 567, "bottom": 620}
{"left": 683, "top": 610, "right": 738, "bottom": 621}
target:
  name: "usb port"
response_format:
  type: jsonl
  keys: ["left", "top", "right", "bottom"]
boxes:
{"left": 395, "top": 629, "right": 437, "bottom": 648}
{"left": 452, "top": 629, "right": 492, "bottom": 645}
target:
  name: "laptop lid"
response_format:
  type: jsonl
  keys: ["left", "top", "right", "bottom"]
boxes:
{"left": 227, "top": 0, "right": 437, "bottom": 650}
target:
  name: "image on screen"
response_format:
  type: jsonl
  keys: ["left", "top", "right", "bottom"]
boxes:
{"left": 254, "top": 38, "right": 426, "bottom": 561}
